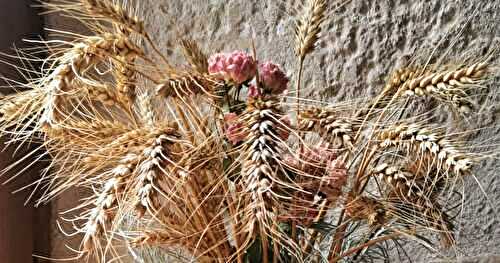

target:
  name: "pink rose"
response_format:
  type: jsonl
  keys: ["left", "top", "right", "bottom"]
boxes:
{"left": 258, "top": 62, "right": 288, "bottom": 94}
{"left": 208, "top": 51, "right": 257, "bottom": 84}
{"left": 224, "top": 113, "right": 246, "bottom": 144}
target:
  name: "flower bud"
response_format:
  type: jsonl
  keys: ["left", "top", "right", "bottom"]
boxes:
{"left": 224, "top": 113, "right": 247, "bottom": 144}
{"left": 259, "top": 62, "right": 288, "bottom": 94}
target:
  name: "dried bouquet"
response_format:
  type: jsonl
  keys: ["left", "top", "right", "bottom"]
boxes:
{"left": 0, "top": 0, "right": 499, "bottom": 262}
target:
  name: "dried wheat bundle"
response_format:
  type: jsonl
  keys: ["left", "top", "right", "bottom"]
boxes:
{"left": 0, "top": 0, "right": 499, "bottom": 262}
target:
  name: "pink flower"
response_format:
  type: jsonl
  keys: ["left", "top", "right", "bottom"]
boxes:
{"left": 208, "top": 53, "right": 227, "bottom": 78}
{"left": 301, "top": 143, "right": 337, "bottom": 165}
{"left": 259, "top": 62, "right": 288, "bottom": 94}
{"left": 208, "top": 51, "right": 257, "bottom": 84}
{"left": 224, "top": 113, "right": 246, "bottom": 144}
{"left": 247, "top": 84, "right": 262, "bottom": 98}
{"left": 327, "top": 160, "right": 347, "bottom": 187}
{"left": 226, "top": 51, "right": 257, "bottom": 84}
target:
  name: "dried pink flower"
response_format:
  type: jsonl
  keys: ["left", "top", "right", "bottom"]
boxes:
{"left": 208, "top": 51, "right": 257, "bottom": 84}
{"left": 224, "top": 113, "right": 246, "bottom": 144}
{"left": 247, "top": 84, "right": 262, "bottom": 98}
{"left": 208, "top": 53, "right": 227, "bottom": 78}
{"left": 259, "top": 62, "right": 288, "bottom": 94}
{"left": 225, "top": 51, "right": 257, "bottom": 84}
{"left": 280, "top": 144, "right": 346, "bottom": 226}
{"left": 326, "top": 160, "right": 347, "bottom": 187}
{"left": 301, "top": 143, "right": 337, "bottom": 165}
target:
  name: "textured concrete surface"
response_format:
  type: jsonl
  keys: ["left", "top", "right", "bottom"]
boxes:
{"left": 44, "top": 0, "right": 500, "bottom": 262}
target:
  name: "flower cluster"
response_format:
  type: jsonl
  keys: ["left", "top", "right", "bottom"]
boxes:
{"left": 281, "top": 144, "right": 347, "bottom": 226}
{"left": 208, "top": 51, "right": 289, "bottom": 96}
{"left": 211, "top": 51, "right": 290, "bottom": 144}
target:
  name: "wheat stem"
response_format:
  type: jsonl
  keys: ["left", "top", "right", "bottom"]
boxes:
{"left": 330, "top": 233, "right": 400, "bottom": 262}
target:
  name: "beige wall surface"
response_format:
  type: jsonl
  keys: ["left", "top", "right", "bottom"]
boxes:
{"left": 40, "top": 0, "right": 499, "bottom": 262}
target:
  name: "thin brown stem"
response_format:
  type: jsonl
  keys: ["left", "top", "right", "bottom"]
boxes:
{"left": 222, "top": 180, "right": 243, "bottom": 263}
{"left": 295, "top": 58, "right": 305, "bottom": 121}
{"left": 291, "top": 58, "right": 305, "bottom": 251}
{"left": 144, "top": 33, "right": 172, "bottom": 68}
{"left": 329, "top": 233, "right": 400, "bottom": 262}
{"left": 327, "top": 209, "right": 346, "bottom": 261}
{"left": 303, "top": 200, "right": 328, "bottom": 254}
{"left": 328, "top": 147, "right": 377, "bottom": 261}
{"left": 262, "top": 231, "right": 270, "bottom": 263}
{"left": 272, "top": 207, "right": 279, "bottom": 263}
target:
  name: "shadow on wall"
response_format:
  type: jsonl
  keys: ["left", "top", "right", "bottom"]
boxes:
{"left": 0, "top": 0, "right": 50, "bottom": 263}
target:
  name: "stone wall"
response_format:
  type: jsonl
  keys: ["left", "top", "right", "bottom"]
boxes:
{"left": 45, "top": 0, "right": 500, "bottom": 262}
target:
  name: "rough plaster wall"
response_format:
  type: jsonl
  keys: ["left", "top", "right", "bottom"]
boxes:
{"left": 46, "top": 0, "right": 500, "bottom": 262}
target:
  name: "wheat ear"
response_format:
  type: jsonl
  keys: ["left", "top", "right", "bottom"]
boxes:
{"left": 81, "top": 153, "right": 139, "bottom": 253}
{"left": 155, "top": 72, "right": 223, "bottom": 99}
{"left": 179, "top": 37, "right": 209, "bottom": 74}
{"left": 294, "top": 0, "right": 327, "bottom": 60}
{"left": 294, "top": 0, "right": 327, "bottom": 121}
{"left": 239, "top": 97, "right": 301, "bottom": 262}
{"left": 81, "top": 0, "right": 145, "bottom": 34}
{"left": 0, "top": 89, "right": 44, "bottom": 132}
{"left": 39, "top": 34, "right": 143, "bottom": 128}
{"left": 356, "top": 67, "right": 419, "bottom": 118}
{"left": 300, "top": 107, "right": 358, "bottom": 150}
{"left": 397, "top": 62, "right": 490, "bottom": 113}
{"left": 113, "top": 55, "right": 138, "bottom": 107}
{"left": 48, "top": 118, "right": 130, "bottom": 141}
{"left": 134, "top": 130, "right": 183, "bottom": 216}
{"left": 378, "top": 123, "right": 473, "bottom": 177}
{"left": 345, "top": 195, "right": 387, "bottom": 226}
{"left": 41, "top": 125, "right": 177, "bottom": 203}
